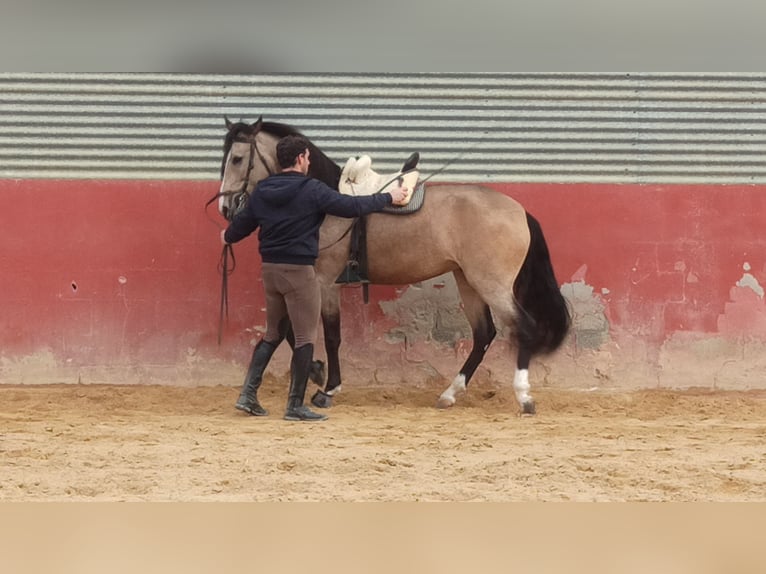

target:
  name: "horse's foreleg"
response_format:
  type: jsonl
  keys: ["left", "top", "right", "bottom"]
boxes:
{"left": 311, "top": 286, "right": 342, "bottom": 409}
{"left": 437, "top": 272, "right": 496, "bottom": 409}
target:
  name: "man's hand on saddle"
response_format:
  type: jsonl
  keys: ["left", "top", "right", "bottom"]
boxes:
{"left": 389, "top": 186, "right": 410, "bottom": 206}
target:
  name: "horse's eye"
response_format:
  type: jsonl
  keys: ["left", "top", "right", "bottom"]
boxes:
{"left": 232, "top": 156, "right": 243, "bottom": 166}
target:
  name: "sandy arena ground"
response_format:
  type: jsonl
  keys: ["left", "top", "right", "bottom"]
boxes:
{"left": 1, "top": 377, "right": 765, "bottom": 501}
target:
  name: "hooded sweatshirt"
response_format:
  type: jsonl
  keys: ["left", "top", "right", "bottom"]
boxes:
{"left": 224, "top": 172, "right": 394, "bottom": 266}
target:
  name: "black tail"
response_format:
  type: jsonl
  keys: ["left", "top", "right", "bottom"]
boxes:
{"left": 513, "top": 212, "right": 571, "bottom": 355}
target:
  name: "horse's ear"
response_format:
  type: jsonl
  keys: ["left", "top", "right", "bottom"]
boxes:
{"left": 252, "top": 115, "right": 263, "bottom": 131}
{"left": 224, "top": 116, "right": 233, "bottom": 130}
{"left": 402, "top": 152, "right": 420, "bottom": 172}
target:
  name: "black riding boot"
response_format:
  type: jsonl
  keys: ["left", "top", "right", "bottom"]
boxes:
{"left": 284, "top": 344, "right": 328, "bottom": 422}
{"left": 235, "top": 340, "right": 278, "bottom": 416}
{"left": 284, "top": 318, "right": 325, "bottom": 388}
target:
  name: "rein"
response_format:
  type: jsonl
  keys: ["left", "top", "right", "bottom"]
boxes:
{"left": 318, "top": 220, "right": 356, "bottom": 253}
{"left": 217, "top": 243, "right": 236, "bottom": 345}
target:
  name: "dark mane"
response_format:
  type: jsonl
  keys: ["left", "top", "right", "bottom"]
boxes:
{"left": 260, "top": 121, "right": 304, "bottom": 139}
{"left": 222, "top": 119, "right": 341, "bottom": 188}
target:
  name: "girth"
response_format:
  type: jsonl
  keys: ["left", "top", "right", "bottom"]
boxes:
{"left": 335, "top": 184, "right": 426, "bottom": 303}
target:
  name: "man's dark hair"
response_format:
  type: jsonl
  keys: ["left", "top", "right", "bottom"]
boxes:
{"left": 276, "top": 135, "right": 310, "bottom": 169}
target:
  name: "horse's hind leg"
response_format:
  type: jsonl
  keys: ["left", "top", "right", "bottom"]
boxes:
{"left": 514, "top": 346, "right": 536, "bottom": 415}
{"left": 450, "top": 266, "right": 537, "bottom": 415}
{"left": 437, "top": 271, "right": 496, "bottom": 409}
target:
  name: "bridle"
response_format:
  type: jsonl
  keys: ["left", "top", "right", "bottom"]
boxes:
{"left": 212, "top": 130, "right": 361, "bottom": 253}
{"left": 206, "top": 130, "right": 275, "bottom": 345}
{"left": 207, "top": 133, "right": 276, "bottom": 223}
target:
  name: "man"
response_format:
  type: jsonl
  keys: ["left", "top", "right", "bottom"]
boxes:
{"left": 222, "top": 135, "right": 409, "bottom": 422}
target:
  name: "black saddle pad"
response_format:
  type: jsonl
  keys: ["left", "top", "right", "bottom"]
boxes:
{"left": 380, "top": 183, "right": 426, "bottom": 215}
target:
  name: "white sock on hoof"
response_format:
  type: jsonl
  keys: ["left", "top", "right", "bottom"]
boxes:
{"left": 325, "top": 385, "right": 342, "bottom": 397}
{"left": 438, "top": 374, "right": 466, "bottom": 407}
{"left": 513, "top": 369, "right": 532, "bottom": 407}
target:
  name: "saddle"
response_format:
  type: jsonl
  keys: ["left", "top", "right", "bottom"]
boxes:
{"left": 338, "top": 153, "right": 421, "bottom": 207}
{"left": 335, "top": 153, "right": 426, "bottom": 301}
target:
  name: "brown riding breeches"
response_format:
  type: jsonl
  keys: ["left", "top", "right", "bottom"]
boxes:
{"left": 261, "top": 263, "right": 321, "bottom": 349}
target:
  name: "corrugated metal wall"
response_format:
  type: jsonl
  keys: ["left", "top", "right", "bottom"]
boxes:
{"left": 2, "top": 72, "right": 766, "bottom": 183}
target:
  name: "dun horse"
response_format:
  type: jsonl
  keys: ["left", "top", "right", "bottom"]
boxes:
{"left": 217, "top": 117, "right": 570, "bottom": 414}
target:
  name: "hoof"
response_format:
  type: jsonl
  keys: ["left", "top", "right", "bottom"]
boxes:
{"left": 436, "top": 396, "right": 455, "bottom": 410}
{"left": 309, "top": 360, "right": 326, "bottom": 387}
{"left": 521, "top": 400, "right": 536, "bottom": 416}
{"left": 311, "top": 390, "right": 333, "bottom": 409}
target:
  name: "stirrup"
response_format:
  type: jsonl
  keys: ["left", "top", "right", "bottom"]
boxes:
{"left": 335, "top": 262, "right": 370, "bottom": 285}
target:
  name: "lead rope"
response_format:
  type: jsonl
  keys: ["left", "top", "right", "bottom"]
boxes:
{"left": 217, "top": 243, "right": 236, "bottom": 345}
{"left": 203, "top": 200, "right": 238, "bottom": 346}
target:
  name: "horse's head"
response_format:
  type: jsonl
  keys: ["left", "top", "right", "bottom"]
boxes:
{"left": 218, "top": 117, "right": 344, "bottom": 220}
{"left": 218, "top": 116, "right": 280, "bottom": 221}
{"left": 339, "top": 152, "right": 420, "bottom": 204}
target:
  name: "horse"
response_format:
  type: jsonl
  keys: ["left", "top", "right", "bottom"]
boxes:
{"left": 217, "top": 117, "right": 571, "bottom": 415}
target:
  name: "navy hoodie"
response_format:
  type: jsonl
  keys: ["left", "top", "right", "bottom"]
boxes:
{"left": 224, "top": 172, "right": 394, "bottom": 265}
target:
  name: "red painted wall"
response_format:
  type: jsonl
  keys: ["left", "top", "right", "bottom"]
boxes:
{"left": 501, "top": 183, "right": 766, "bottom": 342}
{"left": 1, "top": 180, "right": 260, "bottom": 368}
{"left": 2, "top": 179, "right": 765, "bottom": 386}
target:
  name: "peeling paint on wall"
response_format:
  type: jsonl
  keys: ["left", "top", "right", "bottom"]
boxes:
{"left": 718, "top": 263, "right": 766, "bottom": 337}
{"left": 735, "top": 262, "right": 764, "bottom": 298}
{"left": 379, "top": 274, "right": 471, "bottom": 345}
{"left": 560, "top": 265, "right": 611, "bottom": 350}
